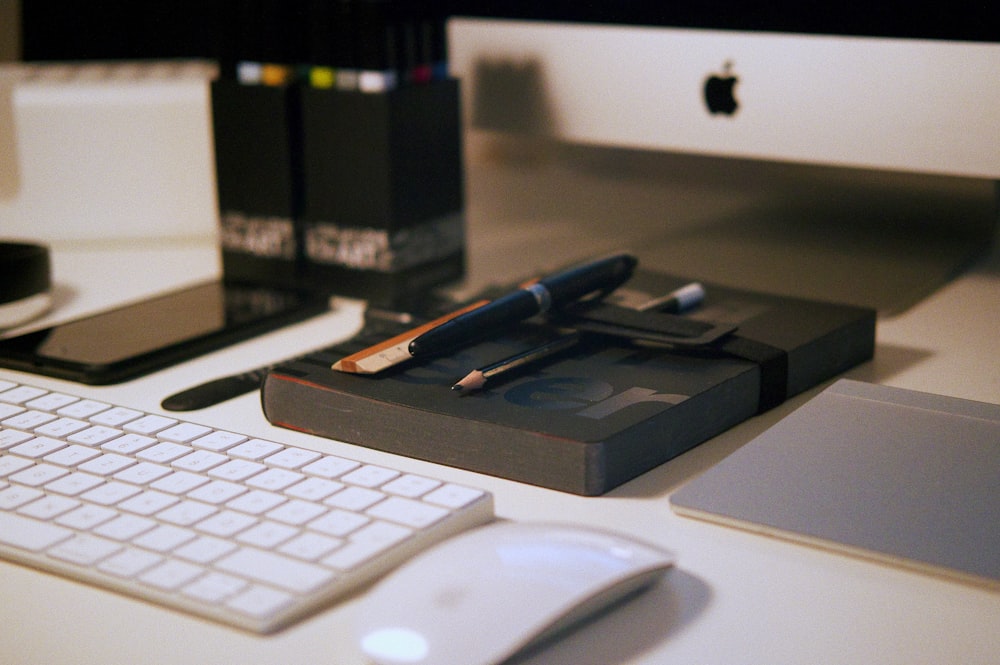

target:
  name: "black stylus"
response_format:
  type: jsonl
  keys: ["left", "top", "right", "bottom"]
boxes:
{"left": 161, "top": 369, "right": 267, "bottom": 412}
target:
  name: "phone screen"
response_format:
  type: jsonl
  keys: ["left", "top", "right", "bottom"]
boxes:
{"left": 0, "top": 281, "right": 326, "bottom": 384}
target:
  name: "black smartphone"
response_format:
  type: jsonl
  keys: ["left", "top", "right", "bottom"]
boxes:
{"left": 0, "top": 280, "right": 327, "bottom": 384}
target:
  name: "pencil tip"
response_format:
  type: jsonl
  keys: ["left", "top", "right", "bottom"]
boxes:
{"left": 452, "top": 370, "right": 485, "bottom": 393}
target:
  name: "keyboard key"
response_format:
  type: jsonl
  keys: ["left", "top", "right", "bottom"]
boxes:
{"left": 10, "top": 462, "right": 69, "bottom": 487}
{"left": 3, "top": 410, "right": 57, "bottom": 430}
{"left": 266, "top": 499, "right": 326, "bottom": 526}
{"left": 308, "top": 509, "right": 370, "bottom": 537}
{"left": 190, "top": 430, "right": 247, "bottom": 452}
{"left": 284, "top": 477, "right": 344, "bottom": 502}
{"left": 301, "top": 455, "right": 360, "bottom": 479}
{"left": 0, "top": 385, "right": 47, "bottom": 404}
{"left": 188, "top": 480, "right": 247, "bottom": 504}
{"left": 0, "top": 484, "right": 44, "bottom": 509}
{"left": 245, "top": 468, "right": 303, "bottom": 491}
{"left": 175, "top": 536, "right": 239, "bottom": 564}
{"left": 341, "top": 465, "right": 400, "bottom": 488}
{"left": 156, "top": 500, "right": 218, "bottom": 526}
{"left": 93, "top": 514, "right": 156, "bottom": 541}
{"left": 18, "top": 494, "right": 80, "bottom": 520}
{"left": 0, "top": 428, "right": 34, "bottom": 449}
{"left": 114, "top": 462, "right": 172, "bottom": 485}
{"left": 69, "top": 426, "right": 125, "bottom": 446}
{"left": 321, "top": 522, "right": 411, "bottom": 571}
{"left": 228, "top": 439, "right": 283, "bottom": 461}
{"left": 34, "top": 417, "right": 90, "bottom": 438}
{"left": 172, "top": 449, "right": 227, "bottom": 472}
{"left": 56, "top": 504, "right": 119, "bottom": 530}
{"left": 0, "top": 454, "right": 34, "bottom": 477}
{"left": 123, "top": 414, "right": 177, "bottom": 435}
{"left": 48, "top": 534, "right": 122, "bottom": 565}
{"left": 25, "top": 392, "right": 79, "bottom": 412}
{"left": 44, "top": 471, "right": 105, "bottom": 496}
{"left": 209, "top": 459, "right": 266, "bottom": 482}
{"left": 57, "top": 399, "right": 110, "bottom": 419}
{"left": 158, "top": 423, "right": 212, "bottom": 443}
{"left": 132, "top": 524, "right": 197, "bottom": 552}
{"left": 0, "top": 511, "right": 73, "bottom": 551}
{"left": 44, "top": 444, "right": 102, "bottom": 467}
{"left": 264, "top": 447, "right": 322, "bottom": 469}
{"left": 424, "top": 484, "right": 487, "bottom": 509}
{"left": 216, "top": 547, "right": 334, "bottom": 593}
{"left": 78, "top": 454, "right": 135, "bottom": 476}
{"left": 0, "top": 403, "right": 25, "bottom": 420}
{"left": 80, "top": 481, "right": 142, "bottom": 505}
{"left": 226, "top": 489, "right": 286, "bottom": 515}
{"left": 226, "top": 585, "right": 293, "bottom": 619}
{"left": 196, "top": 510, "right": 258, "bottom": 538}
{"left": 182, "top": 571, "right": 246, "bottom": 602}
{"left": 136, "top": 442, "right": 192, "bottom": 464}
{"left": 278, "top": 532, "right": 342, "bottom": 561}
{"left": 11, "top": 436, "right": 65, "bottom": 459}
{"left": 139, "top": 560, "right": 204, "bottom": 591}
{"left": 118, "top": 490, "right": 179, "bottom": 516}
{"left": 366, "top": 496, "right": 449, "bottom": 529}
{"left": 382, "top": 474, "right": 442, "bottom": 498}
{"left": 98, "top": 547, "right": 163, "bottom": 578}
{"left": 101, "top": 433, "right": 157, "bottom": 455}
{"left": 236, "top": 521, "right": 298, "bottom": 549}
{"left": 140, "top": 559, "right": 204, "bottom": 590}
{"left": 89, "top": 406, "right": 143, "bottom": 426}
{"left": 325, "top": 486, "right": 385, "bottom": 511}
{"left": 150, "top": 470, "right": 210, "bottom": 495}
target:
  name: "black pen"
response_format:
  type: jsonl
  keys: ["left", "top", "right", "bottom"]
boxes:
{"left": 452, "top": 331, "right": 581, "bottom": 393}
{"left": 408, "top": 253, "right": 637, "bottom": 357}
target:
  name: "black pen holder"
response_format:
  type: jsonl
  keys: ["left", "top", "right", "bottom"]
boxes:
{"left": 211, "top": 79, "right": 303, "bottom": 288}
{"left": 299, "top": 79, "right": 466, "bottom": 306}
{"left": 210, "top": 77, "right": 466, "bottom": 305}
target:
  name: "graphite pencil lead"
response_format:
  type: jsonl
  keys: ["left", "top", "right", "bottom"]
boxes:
{"left": 451, "top": 370, "right": 486, "bottom": 393}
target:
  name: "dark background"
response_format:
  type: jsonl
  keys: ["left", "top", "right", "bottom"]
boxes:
{"left": 20, "top": 1, "right": 998, "bottom": 62}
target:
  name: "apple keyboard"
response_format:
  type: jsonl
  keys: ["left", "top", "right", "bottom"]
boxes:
{"left": 0, "top": 377, "right": 494, "bottom": 633}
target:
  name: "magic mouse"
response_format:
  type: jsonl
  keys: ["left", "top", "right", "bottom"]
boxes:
{"left": 355, "top": 521, "right": 675, "bottom": 665}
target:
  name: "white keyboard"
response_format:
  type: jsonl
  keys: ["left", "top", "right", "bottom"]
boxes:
{"left": 0, "top": 378, "right": 494, "bottom": 633}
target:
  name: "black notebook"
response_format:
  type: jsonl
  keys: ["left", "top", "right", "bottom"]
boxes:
{"left": 262, "top": 271, "right": 875, "bottom": 495}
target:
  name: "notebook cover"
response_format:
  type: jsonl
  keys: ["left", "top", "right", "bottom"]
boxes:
{"left": 670, "top": 379, "right": 1000, "bottom": 589}
{"left": 262, "top": 272, "right": 875, "bottom": 495}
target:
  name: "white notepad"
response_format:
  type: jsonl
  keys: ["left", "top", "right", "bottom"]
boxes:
{"left": 670, "top": 379, "right": 1000, "bottom": 589}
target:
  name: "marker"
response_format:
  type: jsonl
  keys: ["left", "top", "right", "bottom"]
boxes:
{"left": 408, "top": 253, "right": 638, "bottom": 358}
{"left": 635, "top": 282, "right": 705, "bottom": 313}
{"left": 452, "top": 332, "right": 580, "bottom": 393}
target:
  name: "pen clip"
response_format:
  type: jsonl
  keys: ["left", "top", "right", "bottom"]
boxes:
{"left": 554, "top": 301, "right": 736, "bottom": 348}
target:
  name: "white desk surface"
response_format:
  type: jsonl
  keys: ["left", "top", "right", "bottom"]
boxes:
{"left": 3, "top": 144, "right": 999, "bottom": 665}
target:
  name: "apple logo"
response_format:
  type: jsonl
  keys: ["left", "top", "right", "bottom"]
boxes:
{"left": 703, "top": 61, "right": 739, "bottom": 116}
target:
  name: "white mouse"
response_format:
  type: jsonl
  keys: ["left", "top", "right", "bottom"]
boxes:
{"left": 355, "top": 520, "right": 675, "bottom": 665}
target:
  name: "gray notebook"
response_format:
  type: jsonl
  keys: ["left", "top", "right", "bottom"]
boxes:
{"left": 670, "top": 379, "right": 1000, "bottom": 588}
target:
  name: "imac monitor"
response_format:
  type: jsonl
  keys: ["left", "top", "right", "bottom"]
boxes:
{"left": 446, "top": 4, "right": 998, "bottom": 312}
{"left": 447, "top": 4, "right": 1000, "bottom": 179}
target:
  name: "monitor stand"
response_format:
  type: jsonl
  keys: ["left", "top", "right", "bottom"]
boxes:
{"left": 463, "top": 133, "right": 997, "bottom": 314}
